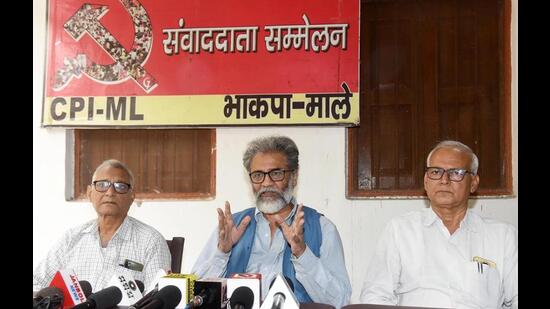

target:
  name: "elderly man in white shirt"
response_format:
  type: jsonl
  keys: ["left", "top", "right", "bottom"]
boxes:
{"left": 33, "top": 159, "right": 171, "bottom": 292}
{"left": 360, "top": 140, "right": 518, "bottom": 309}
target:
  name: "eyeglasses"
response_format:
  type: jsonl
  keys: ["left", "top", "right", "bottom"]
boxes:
{"left": 249, "top": 169, "right": 294, "bottom": 184}
{"left": 425, "top": 167, "right": 475, "bottom": 182}
{"left": 92, "top": 180, "right": 132, "bottom": 194}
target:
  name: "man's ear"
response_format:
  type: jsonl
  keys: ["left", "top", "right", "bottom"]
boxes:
{"left": 470, "top": 174, "right": 480, "bottom": 193}
{"left": 86, "top": 184, "right": 93, "bottom": 200}
{"left": 291, "top": 170, "right": 298, "bottom": 187}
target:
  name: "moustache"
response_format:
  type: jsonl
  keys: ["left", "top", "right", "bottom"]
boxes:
{"left": 255, "top": 187, "right": 284, "bottom": 199}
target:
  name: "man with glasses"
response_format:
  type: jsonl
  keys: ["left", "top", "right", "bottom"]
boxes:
{"left": 360, "top": 140, "right": 518, "bottom": 309}
{"left": 192, "top": 135, "right": 351, "bottom": 308}
{"left": 33, "top": 159, "right": 170, "bottom": 292}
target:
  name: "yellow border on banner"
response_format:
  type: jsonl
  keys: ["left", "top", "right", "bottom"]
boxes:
{"left": 42, "top": 93, "right": 359, "bottom": 126}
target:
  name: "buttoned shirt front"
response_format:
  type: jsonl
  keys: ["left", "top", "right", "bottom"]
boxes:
{"left": 33, "top": 216, "right": 171, "bottom": 292}
{"left": 361, "top": 207, "right": 518, "bottom": 309}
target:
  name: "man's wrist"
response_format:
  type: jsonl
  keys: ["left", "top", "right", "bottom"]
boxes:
{"left": 291, "top": 245, "right": 306, "bottom": 259}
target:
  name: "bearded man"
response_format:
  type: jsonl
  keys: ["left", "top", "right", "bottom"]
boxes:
{"left": 192, "top": 135, "right": 351, "bottom": 308}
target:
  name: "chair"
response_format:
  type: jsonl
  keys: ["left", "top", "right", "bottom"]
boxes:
{"left": 166, "top": 237, "right": 185, "bottom": 273}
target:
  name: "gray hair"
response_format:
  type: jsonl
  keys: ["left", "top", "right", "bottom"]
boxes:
{"left": 243, "top": 136, "right": 299, "bottom": 172}
{"left": 426, "top": 140, "right": 479, "bottom": 174}
{"left": 92, "top": 159, "right": 135, "bottom": 185}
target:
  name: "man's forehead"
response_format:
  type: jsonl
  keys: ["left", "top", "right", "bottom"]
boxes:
{"left": 94, "top": 166, "right": 130, "bottom": 180}
{"left": 429, "top": 148, "right": 470, "bottom": 165}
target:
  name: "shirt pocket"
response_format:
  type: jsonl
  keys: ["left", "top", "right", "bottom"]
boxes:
{"left": 454, "top": 261, "right": 502, "bottom": 309}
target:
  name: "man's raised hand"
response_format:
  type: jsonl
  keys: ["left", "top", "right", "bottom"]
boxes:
{"left": 217, "top": 201, "right": 251, "bottom": 253}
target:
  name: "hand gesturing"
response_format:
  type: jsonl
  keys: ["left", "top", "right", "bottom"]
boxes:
{"left": 217, "top": 201, "right": 251, "bottom": 253}
{"left": 276, "top": 203, "right": 306, "bottom": 257}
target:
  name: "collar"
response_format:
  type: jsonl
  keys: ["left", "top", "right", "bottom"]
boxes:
{"left": 81, "top": 216, "right": 133, "bottom": 240}
{"left": 423, "top": 207, "right": 479, "bottom": 232}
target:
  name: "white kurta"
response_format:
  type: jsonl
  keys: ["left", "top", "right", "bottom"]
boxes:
{"left": 361, "top": 207, "right": 518, "bottom": 309}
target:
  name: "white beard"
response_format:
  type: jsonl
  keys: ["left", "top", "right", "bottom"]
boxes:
{"left": 255, "top": 184, "right": 294, "bottom": 214}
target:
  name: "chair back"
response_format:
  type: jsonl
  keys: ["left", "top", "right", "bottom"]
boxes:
{"left": 166, "top": 236, "right": 185, "bottom": 273}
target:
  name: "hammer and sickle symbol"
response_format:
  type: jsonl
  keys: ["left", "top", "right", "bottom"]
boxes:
{"left": 53, "top": 0, "right": 158, "bottom": 93}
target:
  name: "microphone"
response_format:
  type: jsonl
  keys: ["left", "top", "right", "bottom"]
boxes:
{"left": 229, "top": 286, "right": 254, "bottom": 309}
{"left": 48, "top": 269, "right": 87, "bottom": 308}
{"left": 79, "top": 281, "right": 93, "bottom": 297}
{"left": 227, "top": 273, "right": 261, "bottom": 309}
{"left": 259, "top": 274, "right": 299, "bottom": 309}
{"left": 271, "top": 293, "right": 285, "bottom": 309}
{"left": 128, "top": 285, "right": 159, "bottom": 309}
{"left": 72, "top": 286, "right": 123, "bottom": 309}
{"left": 157, "top": 273, "right": 197, "bottom": 308}
{"left": 33, "top": 287, "right": 63, "bottom": 309}
{"left": 136, "top": 280, "right": 145, "bottom": 293}
{"left": 188, "top": 288, "right": 210, "bottom": 308}
{"left": 140, "top": 285, "right": 182, "bottom": 309}
{"left": 268, "top": 276, "right": 294, "bottom": 309}
{"left": 107, "top": 273, "right": 144, "bottom": 306}
{"left": 192, "top": 278, "right": 228, "bottom": 309}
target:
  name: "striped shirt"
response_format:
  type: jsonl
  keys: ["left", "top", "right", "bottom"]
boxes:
{"left": 33, "top": 216, "right": 171, "bottom": 293}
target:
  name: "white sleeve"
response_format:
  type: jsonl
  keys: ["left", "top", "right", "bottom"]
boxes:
{"left": 191, "top": 227, "right": 230, "bottom": 278}
{"left": 360, "top": 220, "right": 401, "bottom": 305}
{"left": 501, "top": 226, "right": 518, "bottom": 309}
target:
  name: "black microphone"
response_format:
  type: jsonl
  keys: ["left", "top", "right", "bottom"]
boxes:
{"left": 266, "top": 276, "right": 296, "bottom": 309}
{"left": 229, "top": 286, "right": 254, "bottom": 309}
{"left": 141, "top": 285, "right": 182, "bottom": 309}
{"left": 271, "top": 293, "right": 285, "bottom": 309}
{"left": 188, "top": 287, "right": 213, "bottom": 308}
{"left": 136, "top": 280, "right": 145, "bottom": 293}
{"left": 72, "top": 286, "right": 123, "bottom": 309}
{"left": 79, "top": 280, "right": 93, "bottom": 297}
{"left": 128, "top": 284, "right": 159, "bottom": 309}
{"left": 192, "top": 278, "right": 227, "bottom": 309}
{"left": 33, "top": 287, "right": 64, "bottom": 309}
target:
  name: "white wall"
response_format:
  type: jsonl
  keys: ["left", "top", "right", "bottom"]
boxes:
{"left": 33, "top": 0, "right": 518, "bottom": 303}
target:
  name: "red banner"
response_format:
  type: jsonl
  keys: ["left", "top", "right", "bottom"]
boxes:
{"left": 43, "top": 0, "right": 359, "bottom": 126}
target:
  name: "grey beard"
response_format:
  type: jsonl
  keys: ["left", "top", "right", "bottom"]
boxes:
{"left": 255, "top": 185, "right": 294, "bottom": 214}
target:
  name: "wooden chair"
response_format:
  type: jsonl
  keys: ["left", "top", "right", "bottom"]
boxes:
{"left": 166, "top": 237, "right": 185, "bottom": 273}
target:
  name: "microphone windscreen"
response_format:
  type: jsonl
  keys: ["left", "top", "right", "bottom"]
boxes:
{"left": 230, "top": 286, "right": 254, "bottom": 309}
{"left": 129, "top": 286, "right": 158, "bottom": 309}
{"left": 35, "top": 286, "right": 63, "bottom": 299}
{"left": 136, "top": 280, "right": 145, "bottom": 293}
{"left": 89, "top": 286, "right": 123, "bottom": 309}
{"left": 33, "top": 287, "right": 64, "bottom": 309}
{"left": 159, "top": 273, "right": 198, "bottom": 307}
{"left": 79, "top": 280, "right": 93, "bottom": 297}
{"left": 228, "top": 274, "right": 261, "bottom": 309}
{"left": 155, "top": 285, "right": 182, "bottom": 308}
